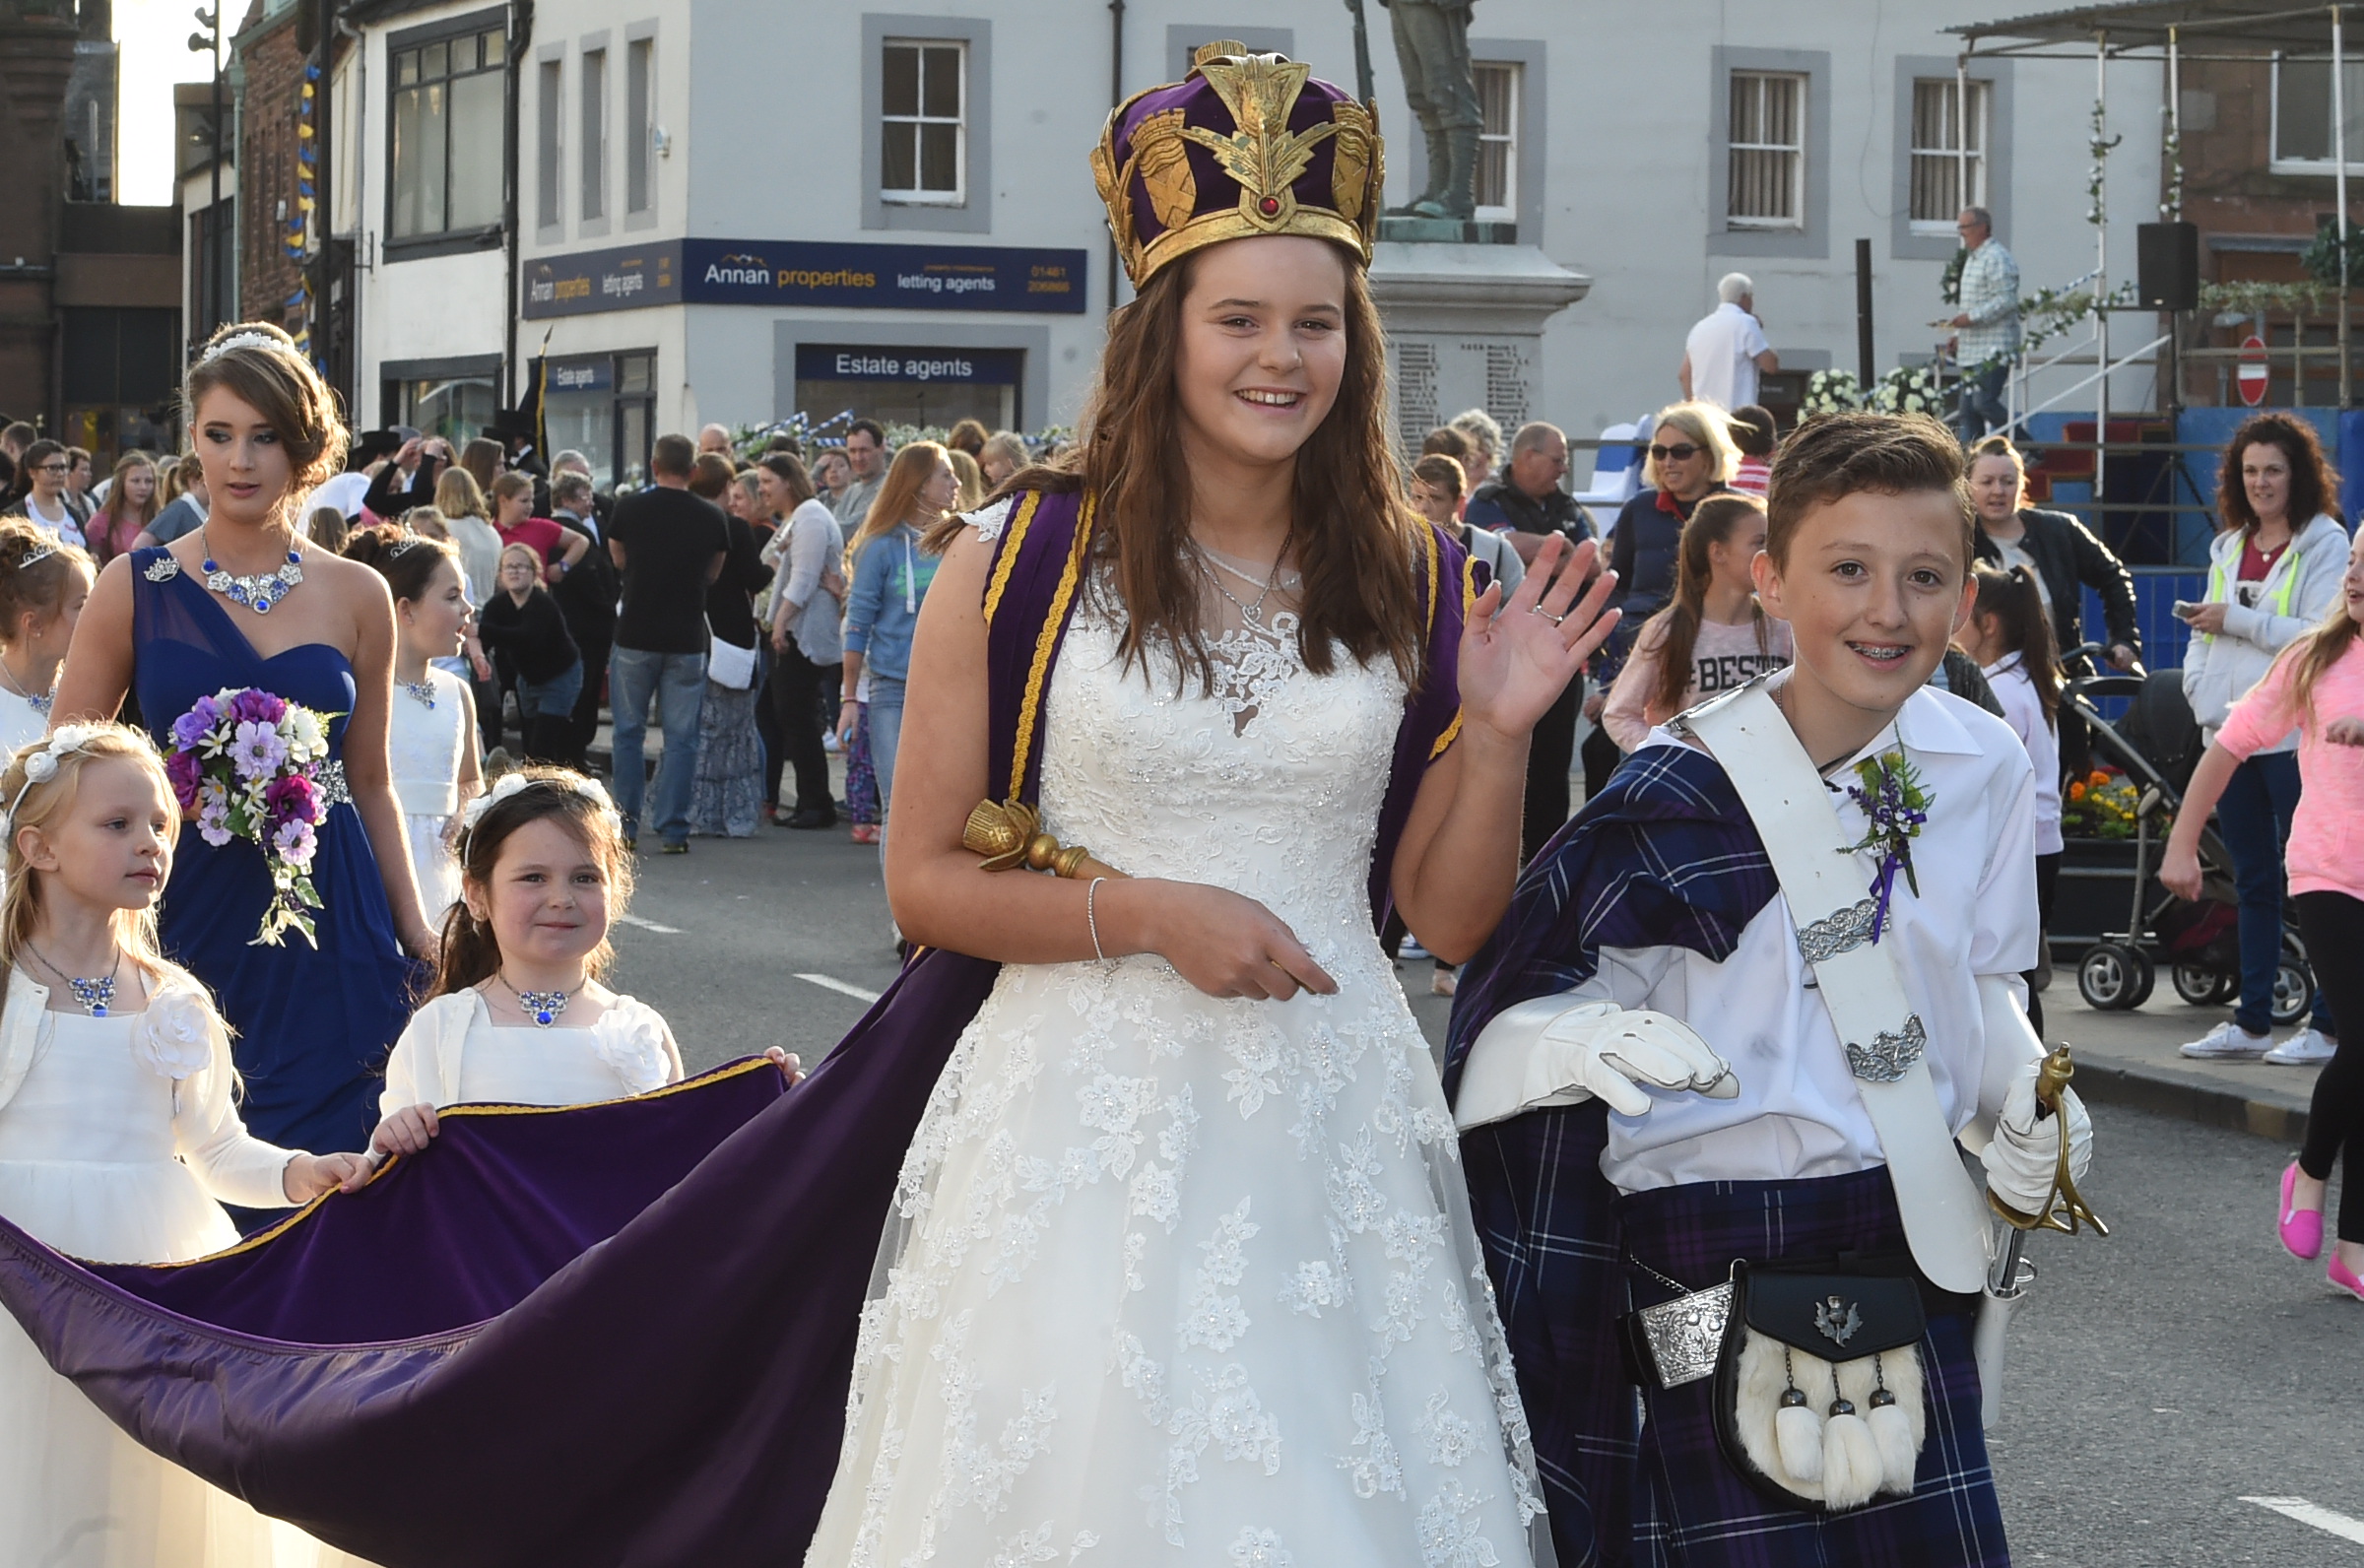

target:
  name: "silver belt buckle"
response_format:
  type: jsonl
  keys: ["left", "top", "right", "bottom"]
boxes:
{"left": 1636, "top": 1277, "right": 1734, "bottom": 1389}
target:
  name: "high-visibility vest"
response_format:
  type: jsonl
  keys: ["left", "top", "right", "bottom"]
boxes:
{"left": 2200, "top": 539, "right": 2302, "bottom": 640}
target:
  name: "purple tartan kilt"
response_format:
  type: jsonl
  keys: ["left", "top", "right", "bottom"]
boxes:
{"left": 1617, "top": 1168, "right": 2009, "bottom": 1568}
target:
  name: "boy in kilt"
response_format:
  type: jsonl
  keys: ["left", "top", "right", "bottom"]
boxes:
{"left": 1442, "top": 413, "right": 2094, "bottom": 1568}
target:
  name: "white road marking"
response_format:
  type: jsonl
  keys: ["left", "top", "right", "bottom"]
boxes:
{"left": 2243, "top": 1496, "right": 2364, "bottom": 1546}
{"left": 796, "top": 972, "right": 882, "bottom": 1005}
{"left": 617, "top": 914, "right": 685, "bottom": 935}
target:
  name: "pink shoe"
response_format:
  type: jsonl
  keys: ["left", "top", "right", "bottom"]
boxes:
{"left": 2331, "top": 1253, "right": 2364, "bottom": 1302}
{"left": 2281, "top": 1163, "right": 2325, "bottom": 1260}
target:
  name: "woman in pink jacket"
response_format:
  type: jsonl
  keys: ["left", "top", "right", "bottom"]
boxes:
{"left": 2165, "top": 525, "right": 2364, "bottom": 1298}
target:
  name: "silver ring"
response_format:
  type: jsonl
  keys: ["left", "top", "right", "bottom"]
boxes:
{"left": 1529, "top": 605, "right": 1566, "bottom": 626}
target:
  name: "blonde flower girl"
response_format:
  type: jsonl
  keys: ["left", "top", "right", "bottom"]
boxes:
{"left": 0, "top": 723, "right": 369, "bottom": 1567}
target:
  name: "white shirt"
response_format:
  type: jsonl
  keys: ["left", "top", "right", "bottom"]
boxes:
{"left": 303, "top": 472, "right": 372, "bottom": 522}
{"left": 17, "top": 492, "right": 84, "bottom": 549}
{"left": 1683, "top": 301, "right": 1772, "bottom": 411}
{"left": 1982, "top": 654, "right": 2063, "bottom": 856}
{"left": 1572, "top": 687, "right": 2038, "bottom": 1193}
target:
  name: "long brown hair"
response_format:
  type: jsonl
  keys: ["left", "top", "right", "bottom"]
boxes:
{"left": 970, "top": 243, "right": 1424, "bottom": 689}
{"left": 849, "top": 441, "right": 949, "bottom": 579}
{"left": 181, "top": 322, "right": 348, "bottom": 516}
{"left": 2219, "top": 412, "right": 2341, "bottom": 535}
{"left": 431, "top": 768, "right": 636, "bottom": 998}
{"left": 1968, "top": 561, "right": 2062, "bottom": 724}
{"left": 1649, "top": 493, "right": 1772, "bottom": 715}
{"left": 91, "top": 451, "right": 159, "bottom": 561}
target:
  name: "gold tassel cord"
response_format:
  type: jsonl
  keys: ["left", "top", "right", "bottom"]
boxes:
{"left": 962, "top": 799, "right": 1126, "bottom": 882}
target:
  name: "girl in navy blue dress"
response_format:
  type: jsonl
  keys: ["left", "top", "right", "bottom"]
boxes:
{"left": 54, "top": 322, "right": 433, "bottom": 1155}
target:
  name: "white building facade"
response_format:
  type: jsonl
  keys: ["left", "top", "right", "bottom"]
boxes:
{"left": 340, "top": 0, "right": 2161, "bottom": 487}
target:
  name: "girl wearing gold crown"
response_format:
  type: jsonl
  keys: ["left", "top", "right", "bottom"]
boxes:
{"left": 803, "top": 44, "right": 1614, "bottom": 1567}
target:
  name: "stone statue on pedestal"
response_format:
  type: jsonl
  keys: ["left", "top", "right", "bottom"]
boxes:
{"left": 1378, "top": 0, "right": 1480, "bottom": 220}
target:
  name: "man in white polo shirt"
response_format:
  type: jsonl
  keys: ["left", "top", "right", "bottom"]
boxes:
{"left": 1678, "top": 273, "right": 1779, "bottom": 411}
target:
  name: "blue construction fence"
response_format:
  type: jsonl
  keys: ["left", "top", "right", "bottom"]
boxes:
{"left": 2017, "top": 406, "right": 2364, "bottom": 677}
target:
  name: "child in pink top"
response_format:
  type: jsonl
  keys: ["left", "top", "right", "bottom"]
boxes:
{"left": 2164, "top": 525, "right": 2364, "bottom": 1295}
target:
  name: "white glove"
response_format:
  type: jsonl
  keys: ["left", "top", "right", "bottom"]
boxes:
{"left": 1455, "top": 997, "right": 1739, "bottom": 1130}
{"left": 1979, "top": 1056, "right": 2094, "bottom": 1216}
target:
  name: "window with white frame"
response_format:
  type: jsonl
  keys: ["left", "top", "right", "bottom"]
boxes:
{"left": 625, "top": 37, "right": 654, "bottom": 216}
{"left": 387, "top": 21, "right": 506, "bottom": 242}
{"left": 1909, "top": 78, "right": 1989, "bottom": 230}
{"left": 1474, "top": 61, "right": 1519, "bottom": 222}
{"left": 1726, "top": 70, "right": 1805, "bottom": 229}
{"left": 2271, "top": 55, "right": 2364, "bottom": 170}
{"left": 535, "top": 57, "right": 561, "bottom": 230}
{"left": 881, "top": 39, "right": 965, "bottom": 203}
{"left": 581, "top": 47, "right": 607, "bottom": 223}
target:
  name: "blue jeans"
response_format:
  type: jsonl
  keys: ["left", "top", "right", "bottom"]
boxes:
{"left": 609, "top": 646, "right": 707, "bottom": 847}
{"left": 2215, "top": 751, "right": 2334, "bottom": 1037}
{"left": 516, "top": 659, "right": 583, "bottom": 719}
{"left": 1957, "top": 360, "right": 2009, "bottom": 441}
{"left": 868, "top": 675, "right": 906, "bottom": 860}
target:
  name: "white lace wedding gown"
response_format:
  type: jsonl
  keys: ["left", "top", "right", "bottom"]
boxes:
{"left": 807, "top": 578, "right": 1547, "bottom": 1568}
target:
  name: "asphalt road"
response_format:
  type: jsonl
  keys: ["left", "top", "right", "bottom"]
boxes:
{"left": 617, "top": 826, "right": 2364, "bottom": 1567}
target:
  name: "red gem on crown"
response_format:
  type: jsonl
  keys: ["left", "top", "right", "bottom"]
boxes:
{"left": 1258, "top": 196, "right": 1281, "bottom": 216}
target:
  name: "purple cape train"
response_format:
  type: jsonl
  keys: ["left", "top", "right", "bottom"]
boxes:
{"left": 0, "top": 488, "right": 1473, "bottom": 1568}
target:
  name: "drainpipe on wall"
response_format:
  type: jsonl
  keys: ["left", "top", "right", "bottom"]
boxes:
{"left": 1106, "top": 0, "right": 1124, "bottom": 312}
{"left": 504, "top": 0, "right": 533, "bottom": 409}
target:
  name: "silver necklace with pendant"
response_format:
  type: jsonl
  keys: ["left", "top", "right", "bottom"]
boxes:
{"left": 1193, "top": 540, "right": 1293, "bottom": 630}
{"left": 200, "top": 524, "right": 304, "bottom": 614}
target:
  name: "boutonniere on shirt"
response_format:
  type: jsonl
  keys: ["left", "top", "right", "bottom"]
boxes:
{"left": 1842, "top": 750, "right": 1933, "bottom": 942}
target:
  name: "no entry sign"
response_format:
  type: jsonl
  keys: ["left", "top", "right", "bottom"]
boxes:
{"left": 2238, "top": 334, "right": 2269, "bottom": 406}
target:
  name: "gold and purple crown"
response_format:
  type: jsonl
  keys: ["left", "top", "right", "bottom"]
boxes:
{"left": 1091, "top": 43, "right": 1383, "bottom": 289}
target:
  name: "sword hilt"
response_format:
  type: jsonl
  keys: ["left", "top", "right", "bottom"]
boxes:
{"left": 1988, "top": 1044, "right": 2109, "bottom": 1240}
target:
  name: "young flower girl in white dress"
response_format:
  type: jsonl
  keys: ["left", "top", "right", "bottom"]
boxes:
{"left": 0, "top": 521, "right": 94, "bottom": 757}
{"left": 369, "top": 769, "right": 794, "bottom": 1152}
{"left": 0, "top": 723, "right": 370, "bottom": 1568}
{"left": 344, "top": 528, "right": 479, "bottom": 926}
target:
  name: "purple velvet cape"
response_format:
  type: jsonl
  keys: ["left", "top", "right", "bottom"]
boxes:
{"left": 0, "top": 489, "right": 1472, "bottom": 1568}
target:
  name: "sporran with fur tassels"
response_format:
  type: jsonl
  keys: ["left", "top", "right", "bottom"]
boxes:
{"left": 1714, "top": 1264, "right": 1928, "bottom": 1511}
{"left": 1629, "top": 1261, "right": 1931, "bottom": 1512}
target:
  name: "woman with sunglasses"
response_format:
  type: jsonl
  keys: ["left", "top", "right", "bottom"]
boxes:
{"left": 1606, "top": 402, "right": 1740, "bottom": 634}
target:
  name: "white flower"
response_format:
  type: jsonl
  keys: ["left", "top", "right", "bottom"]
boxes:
{"left": 134, "top": 990, "right": 217, "bottom": 1080}
{"left": 285, "top": 707, "right": 325, "bottom": 757}
{"left": 22, "top": 751, "right": 56, "bottom": 784}
{"left": 592, "top": 1008, "right": 671, "bottom": 1094}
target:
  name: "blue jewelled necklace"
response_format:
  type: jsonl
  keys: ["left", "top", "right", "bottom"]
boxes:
{"left": 501, "top": 972, "right": 571, "bottom": 1028}
{"left": 29, "top": 943, "right": 117, "bottom": 1017}
{"left": 199, "top": 524, "right": 304, "bottom": 614}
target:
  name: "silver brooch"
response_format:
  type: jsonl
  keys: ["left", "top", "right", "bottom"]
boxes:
{"left": 143, "top": 557, "right": 182, "bottom": 582}
{"left": 1844, "top": 1013, "right": 1928, "bottom": 1084}
{"left": 1796, "top": 898, "right": 1879, "bottom": 963}
{"left": 1814, "top": 1294, "right": 1863, "bottom": 1347}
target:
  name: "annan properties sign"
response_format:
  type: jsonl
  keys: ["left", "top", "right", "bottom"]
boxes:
{"left": 523, "top": 239, "right": 1087, "bottom": 318}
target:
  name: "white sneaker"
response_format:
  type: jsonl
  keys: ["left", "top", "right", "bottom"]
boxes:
{"left": 1400, "top": 937, "right": 1432, "bottom": 961}
{"left": 2179, "top": 1020, "right": 2272, "bottom": 1060}
{"left": 2264, "top": 1027, "right": 2339, "bottom": 1066}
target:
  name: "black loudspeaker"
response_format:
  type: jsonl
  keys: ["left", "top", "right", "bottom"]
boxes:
{"left": 2136, "top": 222, "right": 2200, "bottom": 311}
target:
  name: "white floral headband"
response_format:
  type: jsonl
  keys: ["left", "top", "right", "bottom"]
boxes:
{"left": 198, "top": 330, "right": 290, "bottom": 365}
{"left": 457, "top": 772, "right": 622, "bottom": 853}
{"left": 6, "top": 725, "right": 98, "bottom": 826}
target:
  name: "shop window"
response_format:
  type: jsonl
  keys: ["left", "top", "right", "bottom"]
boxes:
{"left": 1909, "top": 78, "right": 1989, "bottom": 231}
{"left": 793, "top": 343, "right": 1019, "bottom": 431}
{"left": 383, "top": 361, "right": 499, "bottom": 447}
{"left": 388, "top": 18, "right": 506, "bottom": 245}
{"left": 544, "top": 351, "right": 656, "bottom": 490}
{"left": 62, "top": 307, "right": 179, "bottom": 468}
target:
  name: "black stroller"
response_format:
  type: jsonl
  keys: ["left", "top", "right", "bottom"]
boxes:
{"left": 2058, "top": 650, "right": 2315, "bottom": 1020}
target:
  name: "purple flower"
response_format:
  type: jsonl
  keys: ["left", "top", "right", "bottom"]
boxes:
{"left": 164, "top": 748, "right": 204, "bottom": 811}
{"left": 263, "top": 772, "right": 319, "bottom": 825}
{"left": 197, "top": 802, "right": 233, "bottom": 848}
{"left": 271, "top": 817, "right": 317, "bottom": 868}
{"left": 227, "top": 688, "right": 288, "bottom": 727}
{"left": 226, "top": 720, "right": 288, "bottom": 782}
{"left": 169, "top": 698, "right": 221, "bottom": 751}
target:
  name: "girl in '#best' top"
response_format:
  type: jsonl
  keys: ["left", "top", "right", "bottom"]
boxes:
{"left": 1601, "top": 492, "right": 1793, "bottom": 752}
{"left": 0, "top": 724, "right": 368, "bottom": 1567}
{"left": 2165, "top": 525, "right": 2364, "bottom": 1300}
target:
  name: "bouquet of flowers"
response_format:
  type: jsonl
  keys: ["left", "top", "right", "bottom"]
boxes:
{"left": 164, "top": 687, "right": 339, "bottom": 947}
{"left": 2062, "top": 767, "right": 2158, "bottom": 841}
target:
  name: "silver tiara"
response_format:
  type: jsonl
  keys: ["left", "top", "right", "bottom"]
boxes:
{"left": 387, "top": 536, "right": 429, "bottom": 556}
{"left": 197, "top": 330, "right": 288, "bottom": 365}
{"left": 15, "top": 544, "right": 55, "bottom": 569}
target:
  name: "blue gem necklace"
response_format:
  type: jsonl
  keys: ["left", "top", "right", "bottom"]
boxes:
{"left": 502, "top": 972, "right": 570, "bottom": 1028}
{"left": 29, "top": 943, "right": 116, "bottom": 1016}
{"left": 200, "top": 524, "right": 303, "bottom": 614}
